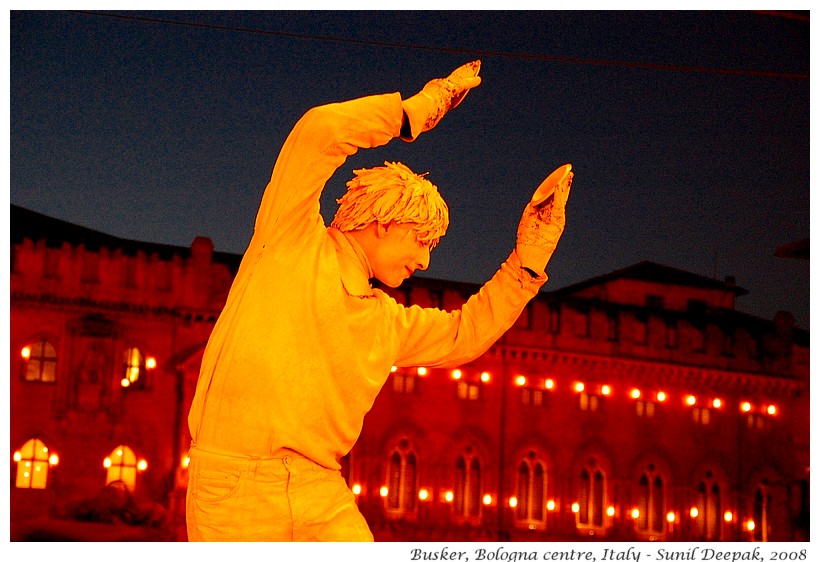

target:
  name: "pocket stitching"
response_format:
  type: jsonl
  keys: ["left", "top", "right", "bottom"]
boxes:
{"left": 193, "top": 471, "right": 242, "bottom": 503}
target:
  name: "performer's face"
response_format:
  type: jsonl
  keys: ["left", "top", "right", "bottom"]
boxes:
{"left": 371, "top": 222, "right": 431, "bottom": 288}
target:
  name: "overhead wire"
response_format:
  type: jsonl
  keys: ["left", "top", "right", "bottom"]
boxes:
{"left": 71, "top": 10, "right": 808, "bottom": 81}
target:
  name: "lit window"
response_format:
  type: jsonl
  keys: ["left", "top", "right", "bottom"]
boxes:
{"left": 385, "top": 439, "right": 417, "bottom": 517}
{"left": 576, "top": 464, "right": 606, "bottom": 530}
{"left": 104, "top": 445, "right": 140, "bottom": 491}
{"left": 457, "top": 380, "right": 481, "bottom": 401}
{"left": 20, "top": 337, "right": 57, "bottom": 383}
{"left": 453, "top": 449, "right": 482, "bottom": 521}
{"left": 14, "top": 438, "right": 55, "bottom": 489}
{"left": 520, "top": 376, "right": 551, "bottom": 407}
{"left": 636, "top": 400, "right": 656, "bottom": 417}
{"left": 515, "top": 451, "right": 547, "bottom": 530}
{"left": 521, "top": 387, "right": 548, "bottom": 407}
{"left": 746, "top": 413, "right": 767, "bottom": 431}
{"left": 579, "top": 392, "right": 599, "bottom": 412}
{"left": 122, "top": 347, "right": 147, "bottom": 390}
{"left": 392, "top": 370, "right": 416, "bottom": 394}
{"left": 692, "top": 407, "right": 711, "bottom": 425}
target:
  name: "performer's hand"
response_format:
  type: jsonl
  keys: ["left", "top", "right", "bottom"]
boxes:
{"left": 516, "top": 165, "right": 574, "bottom": 277}
{"left": 401, "top": 60, "right": 481, "bottom": 141}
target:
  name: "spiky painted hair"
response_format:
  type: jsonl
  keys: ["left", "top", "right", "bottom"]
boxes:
{"left": 331, "top": 161, "right": 449, "bottom": 245}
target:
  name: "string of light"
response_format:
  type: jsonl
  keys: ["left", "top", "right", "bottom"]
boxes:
{"left": 71, "top": 10, "right": 808, "bottom": 80}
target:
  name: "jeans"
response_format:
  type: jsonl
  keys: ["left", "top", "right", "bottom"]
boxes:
{"left": 186, "top": 445, "right": 373, "bottom": 541}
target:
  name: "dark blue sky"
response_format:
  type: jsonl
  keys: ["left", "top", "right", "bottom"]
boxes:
{"left": 10, "top": 10, "right": 810, "bottom": 329}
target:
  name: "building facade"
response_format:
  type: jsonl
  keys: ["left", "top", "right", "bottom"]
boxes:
{"left": 9, "top": 205, "right": 809, "bottom": 542}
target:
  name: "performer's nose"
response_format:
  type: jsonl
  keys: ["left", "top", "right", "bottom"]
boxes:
{"left": 416, "top": 248, "right": 430, "bottom": 271}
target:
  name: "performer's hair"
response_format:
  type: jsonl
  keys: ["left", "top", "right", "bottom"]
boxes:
{"left": 331, "top": 161, "right": 449, "bottom": 246}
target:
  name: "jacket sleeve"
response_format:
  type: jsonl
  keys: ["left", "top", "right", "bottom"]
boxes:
{"left": 250, "top": 93, "right": 404, "bottom": 249}
{"left": 390, "top": 250, "right": 547, "bottom": 369}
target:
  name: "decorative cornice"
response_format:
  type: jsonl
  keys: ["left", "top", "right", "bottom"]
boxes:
{"left": 494, "top": 343, "right": 804, "bottom": 397}
{"left": 10, "top": 290, "right": 220, "bottom": 323}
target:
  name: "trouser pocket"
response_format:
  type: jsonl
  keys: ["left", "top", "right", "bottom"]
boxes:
{"left": 191, "top": 467, "right": 241, "bottom": 502}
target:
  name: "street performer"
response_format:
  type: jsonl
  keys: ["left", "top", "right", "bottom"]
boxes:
{"left": 186, "top": 60, "right": 573, "bottom": 541}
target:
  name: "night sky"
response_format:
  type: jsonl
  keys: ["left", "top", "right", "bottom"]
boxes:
{"left": 9, "top": 10, "right": 810, "bottom": 329}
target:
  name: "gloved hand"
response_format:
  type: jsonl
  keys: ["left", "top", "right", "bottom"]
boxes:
{"left": 516, "top": 164, "right": 574, "bottom": 277}
{"left": 401, "top": 60, "right": 482, "bottom": 141}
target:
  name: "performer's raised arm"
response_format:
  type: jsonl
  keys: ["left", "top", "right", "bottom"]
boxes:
{"left": 251, "top": 61, "right": 482, "bottom": 246}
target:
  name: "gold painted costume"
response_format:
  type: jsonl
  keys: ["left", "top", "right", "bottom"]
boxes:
{"left": 186, "top": 64, "right": 567, "bottom": 540}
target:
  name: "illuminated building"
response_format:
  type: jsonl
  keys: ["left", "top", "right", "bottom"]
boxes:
{"left": 10, "top": 205, "right": 808, "bottom": 541}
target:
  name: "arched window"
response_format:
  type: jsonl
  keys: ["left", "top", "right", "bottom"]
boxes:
{"left": 515, "top": 451, "right": 547, "bottom": 529}
{"left": 122, "top": 347, "right": 150, "bottom": 389}
{"left": 454, "top": 448, "right": 482, "bottom": 520}
{"left": 14, "top": 438, "right": 58, "bottom": 489}
{"left": 104, "top": 445, "right": 142, "bottom": 491}
{"left": 577, "top": 464, "right": 605, "bottom": 529}
{"left": 20, "top": 337, "right": 57, "bottom": 383}
{"left": 753, "top": 485, "right": 771, "bottom": 542}
{"left": 385, "top": 439, "right": 417, "bottom": 515}
{"left": 637, "top": 469, "right": 665, "bottom": 535}
{"left": 695, "top": 474, "right": 722, "bottom": 540}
